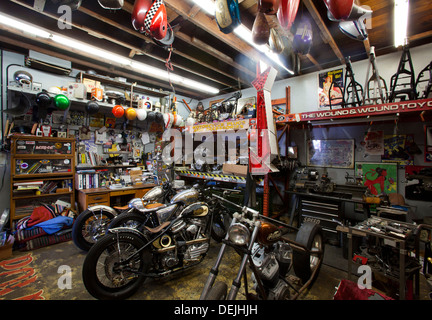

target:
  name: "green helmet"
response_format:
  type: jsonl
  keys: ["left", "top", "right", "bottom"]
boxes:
{"left": 54, "top": 94, "right": 70, "bottom": 110}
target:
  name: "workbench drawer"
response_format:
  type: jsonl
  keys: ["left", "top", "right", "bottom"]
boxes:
{"left": 87, "top": 193, "right": 110, "bottom": 205}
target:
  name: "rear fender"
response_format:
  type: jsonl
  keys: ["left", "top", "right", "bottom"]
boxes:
{"left": 108, "top": 227, "right": 147, "bottom": 241}
{"left": 87, "top": 205, "right": 118, "bottom": 216}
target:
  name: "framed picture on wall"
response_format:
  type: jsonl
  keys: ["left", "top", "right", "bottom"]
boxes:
{"left": 355, "top": 162, "right": 398, "bottom": 196}
{"left": 307, "top": 139, "right": 354, "bottom": 168}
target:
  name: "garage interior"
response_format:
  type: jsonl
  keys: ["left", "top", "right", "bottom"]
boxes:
{"left": 0, "top": 0, "right": 432, "bottom": 304}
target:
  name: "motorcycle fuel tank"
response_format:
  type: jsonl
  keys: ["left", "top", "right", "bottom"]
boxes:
{"left": 257, "top": 222, "right": 282, "bottom": 245}
{"left": 170, "top": 188, "right": 199, "bottom": 205}
{"left": 142, "top": 185, "right": 163, "bottom": 201}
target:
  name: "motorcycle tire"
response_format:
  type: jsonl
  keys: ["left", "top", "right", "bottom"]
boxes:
{"left": 204, "top": 281, "right": 228, "bottom": 300}
{"left": 108, "top": 211, "right": 149, "bottom": 230}
{"left": 292, "top": 222, "right": 324, "bottom": 284}
{"left": 82, "top": 231, "right": 151, "bottom": 300}
{"left": 72, "top": 208, "right": 116, "bottom": 251}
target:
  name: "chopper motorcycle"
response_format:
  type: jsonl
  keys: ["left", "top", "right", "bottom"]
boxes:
{"left": 82, "top": 197, "right": 212, "bottom": 300}
{"left": 106, "top": 184, "right": 238, "bottom": 243}
{"left": 200, "top": 194, "right": 325, "bottom": 300}
{"left": 72, "top": 178, "right": 178, "bottom": 251}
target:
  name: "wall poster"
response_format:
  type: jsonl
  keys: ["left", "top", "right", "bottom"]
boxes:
{"left": 318, "top": 68, "right": 344, "bottom": 109}
{"left": 307, "top": 139, "right": 354, "bottom": 168}
{"left": 355, "top": 162, "right": 398, "bottom": 196}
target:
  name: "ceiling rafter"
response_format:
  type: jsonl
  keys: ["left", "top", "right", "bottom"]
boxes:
{"left": 301, "top": 0, "right": 346, "bottom": 65}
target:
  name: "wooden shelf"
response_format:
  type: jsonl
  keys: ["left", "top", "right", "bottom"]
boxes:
{"left": 10, "top": 136, "right": 76, "bottom": 229}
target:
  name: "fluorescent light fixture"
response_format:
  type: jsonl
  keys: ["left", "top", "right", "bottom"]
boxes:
{"left": 0, "top": 12, "right": 51, "bottom": 39}
{"left": 0, "top": 13, "right": 220, "bottom": 95}
{"left": 51, "top": 34, "right": 131, "bottom": 66}
{"left": 191, "top": 0, "right": 216, "bottom": 16}
{"left": 394, "top": 0, "right": 409, "bottom": 47}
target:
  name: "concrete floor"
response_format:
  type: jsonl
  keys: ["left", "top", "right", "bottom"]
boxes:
{"left": 0, "top": 238, "right": 430, "bottom": 301}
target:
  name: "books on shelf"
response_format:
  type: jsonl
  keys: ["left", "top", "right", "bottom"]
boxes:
{"left": 12, "top": 180, "right": 72, "bottom": 196}
{"left": 78, "top": 150, "right": 102, "bottom": 166}
{"left": 75, "top": 169, "right": 107, "bottom": 190}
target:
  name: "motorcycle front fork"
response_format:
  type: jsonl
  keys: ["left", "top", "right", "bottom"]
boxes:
{"left": 200, "top": 220, "right": 261, "bottom": 300}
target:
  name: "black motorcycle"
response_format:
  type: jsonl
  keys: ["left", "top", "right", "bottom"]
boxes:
{"left": 82, "top": 196, "right": 212, "bottom": 299}
{"left": 200, "top": 195, "right": 325, "bottom": 300}
{"left": 72, "top": 179, "right": 177, "bottom": 251}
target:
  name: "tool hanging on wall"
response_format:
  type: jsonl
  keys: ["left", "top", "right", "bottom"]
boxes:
{"left": 362, "top": 46, "right": 388, "bottom": 105}
{"left": 416, "top": 61, "right": 432, "bottom": 99}
{"left": 343, "top": 57, "right": 363, "bottom": 108}
{"left": 389, "top": 46, "right": 417, "bottom": 102}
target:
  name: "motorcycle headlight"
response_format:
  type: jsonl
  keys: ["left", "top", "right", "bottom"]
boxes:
{"left": 228, "top": 223, "right": 250, "bottom": 246}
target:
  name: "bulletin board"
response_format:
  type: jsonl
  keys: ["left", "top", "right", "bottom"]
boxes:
{"left": 307, "top": 139, "right": 355, "bottom": 168}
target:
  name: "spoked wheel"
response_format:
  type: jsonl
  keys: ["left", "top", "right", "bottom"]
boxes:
{"left": 72, "top": 208, "right": 116, "bottom": 251}
{"left": 293, "top": 222, "right": 325, "bottom": 284}
{"left": 82, "top": 231, "right": 152, "bottom": 300}
{"left": 204, "top": 281, "right": 228, "bottom": 300}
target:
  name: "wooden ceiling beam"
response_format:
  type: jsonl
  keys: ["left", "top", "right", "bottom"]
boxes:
{"left": 301, "top": 0, "right": 346, "bottom": 65}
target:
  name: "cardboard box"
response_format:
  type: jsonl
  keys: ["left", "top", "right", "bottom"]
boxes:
{"left": 222, "top": 164, "right": 248, "bottom": 177}
{"left": 0, "top": 235, "right": 14, "bottom": 261}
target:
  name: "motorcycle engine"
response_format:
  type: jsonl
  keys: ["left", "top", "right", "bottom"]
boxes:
{"left": 251, "top": 243, "right": 291, "bottom": 300}
{"left": 157, "top": 218, "right": 209, "bottom": 270}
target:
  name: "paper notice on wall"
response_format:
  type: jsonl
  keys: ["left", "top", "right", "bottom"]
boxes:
{"left": 364, "top": 130, "right": 384, "bottom": 155}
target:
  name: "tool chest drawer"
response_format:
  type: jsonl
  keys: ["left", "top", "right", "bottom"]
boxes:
{"left": 299, "top": 198, "right": 343, "bottom": 245}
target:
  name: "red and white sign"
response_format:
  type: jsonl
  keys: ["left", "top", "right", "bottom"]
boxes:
{"left": 275, "top": 99, "right": 432, "bottom": 123}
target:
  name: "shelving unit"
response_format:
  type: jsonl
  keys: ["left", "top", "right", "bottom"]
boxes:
{"left": 9, "top": 135, "right": 76, "bottom": 228}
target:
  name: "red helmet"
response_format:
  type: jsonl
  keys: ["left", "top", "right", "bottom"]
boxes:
{"left": 132, "top": 0, "right": 168, "bottom": 40}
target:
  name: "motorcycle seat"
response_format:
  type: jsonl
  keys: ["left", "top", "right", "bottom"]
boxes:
{"left": 113, "top": 205, "right": 129, "bottom": 210}
{"left": 145, "top": 203, "right": 164, "bottom": 209}
{"left": 144, "top": 221, "right": 170, "bottom": 233}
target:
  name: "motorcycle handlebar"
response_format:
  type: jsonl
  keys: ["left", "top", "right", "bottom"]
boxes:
{"left": 211, "top": 194, "right": 259, "bottom": 216}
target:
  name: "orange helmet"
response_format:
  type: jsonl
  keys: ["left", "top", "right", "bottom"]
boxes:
{"left": 126, "top": 107, "right": 137, "bottom": 120}
{"left": 112, "top": 105, "right": 124, "bottom": 118}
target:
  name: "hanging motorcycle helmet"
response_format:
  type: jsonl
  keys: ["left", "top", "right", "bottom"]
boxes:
{"left": 163, "top": 113, "right": 174, "bottom": 129}
{"left": 155, "top": 111, "right": 164, "bottom": 124}
{"left": 14, "top": 70, "right": 32, "bottom": 86}
{"left": 35, "top": 90, "right": 52, "bottom": 108}
{"left": 132, "top": 0, "right": 168, "bottom": 41}
{"left": 112, "top": 105, "right": 125, "bottom": 118}
{"left": 146, "top": 111, "right": 156, "bottom": 123}
{"left": 292, "top": 18, "right": 313, "bottom": 55}
{"left": 54, "top": 94, "right": 70, "bottom": 110}
{"left": 252, "top": 11, "right": 270, "bottom": 45}
{"left": 126, "top": 107, "right": 137, "bottom": 120}
{"left": 98, "top": 0, "right": 124, "bottom": 10}
{"left": 215, "top": 0, "right": 241, "bottom": 34}
{"left": 50, "top": 0, "right": 82, "bottom": 10}
{"left": 277, "top": 0, "right": 300, "bottom": 31}
{"left": 136, "top": 108, "right": 147, "bottom": 121}
{"left": 85, "top": 100, "right": 100, "bottom": 115}
{"left": 259, "top": 0, "right": 280, "bottom": 15}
